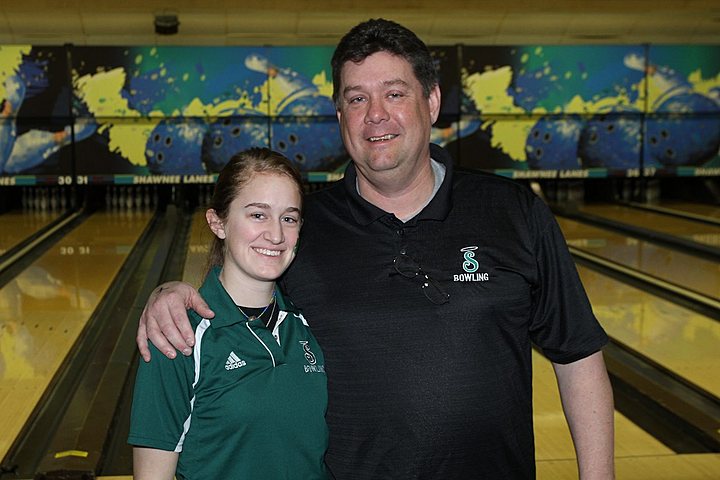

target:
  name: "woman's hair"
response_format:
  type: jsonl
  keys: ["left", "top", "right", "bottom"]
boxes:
{"left": 330, "top": 18, "right": 438, "bottom": 106}
{"left": 205, "top": 147, "right": 303, "bottom": 275}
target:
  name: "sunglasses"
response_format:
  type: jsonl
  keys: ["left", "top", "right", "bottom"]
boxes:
{"left": 392, "top": 253, "right": 450, "bottom": 305}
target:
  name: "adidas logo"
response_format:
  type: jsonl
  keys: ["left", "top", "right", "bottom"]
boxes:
{"left": 225, "top": 351, "right": 247, "bottom": 370}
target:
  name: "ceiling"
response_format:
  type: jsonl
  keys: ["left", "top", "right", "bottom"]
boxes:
{"left": 0, "top": 0, "right": 719, "bottom": 46}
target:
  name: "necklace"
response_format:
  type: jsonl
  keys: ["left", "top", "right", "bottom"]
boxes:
{"left": 237, "top": 291, "right": 276, "bottom": 322}
{"left": 264, "top": 300, "right": 277, "bottom": 328}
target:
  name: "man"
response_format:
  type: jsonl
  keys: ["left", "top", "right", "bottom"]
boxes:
{"left": 137, "top": 18, "right": 614, "bottom": 479}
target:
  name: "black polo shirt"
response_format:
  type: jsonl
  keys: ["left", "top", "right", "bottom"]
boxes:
{"left": 282, "top": 144, "right": 608, "bottom": 479}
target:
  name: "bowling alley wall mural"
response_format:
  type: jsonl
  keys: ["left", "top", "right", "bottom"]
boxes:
{"left": 452, "top": 45, "right": 720, "bottom": 179}
{"left": 0, "top": 43, "right": 718, "bottom": 186}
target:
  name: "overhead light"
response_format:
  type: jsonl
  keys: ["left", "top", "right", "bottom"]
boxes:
{"left": 155, "top": 14, "right": 180, "bottom": 35}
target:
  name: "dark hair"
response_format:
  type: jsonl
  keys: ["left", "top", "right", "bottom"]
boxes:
{"left": 205, "top": 147, "right": 303, "bottom": 274}
{"left": 331, "top": 18, "right": 438, "bottom": 106}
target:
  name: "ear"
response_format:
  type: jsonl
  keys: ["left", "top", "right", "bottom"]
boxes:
{"left": 428, "top": 84, "right": 441, "bottom": 125}
{"left": 206, "top": 209, "right": 226, "bottom": 240}
{"left": 336, "top": 105, "right": 343, "bottom": 125}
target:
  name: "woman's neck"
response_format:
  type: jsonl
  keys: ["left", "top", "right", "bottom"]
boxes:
{"left": 218, "top": 268, "right": 275, "bottom": 308}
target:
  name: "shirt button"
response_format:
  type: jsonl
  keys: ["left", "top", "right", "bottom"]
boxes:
{"left": 400, "top": 248, "right": 406, "bottom": 255}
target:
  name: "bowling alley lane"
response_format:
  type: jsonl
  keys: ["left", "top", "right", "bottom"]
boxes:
{"left": 533, "top": 349, "right": 672, "bottom": 459}
{"left": 577, "top": 264, "right": 720, "bottom": 397}
{"left": 653, "top": 200, "right": 720, "bottom": 222}
{"left": 0, "top": 209, "right": 62, "bottom": 257}
{"left": 555, "top": 216, "right": 720, "bottom": 301}
{"left": 533, "top": 351, "right": 720, "bottom": 479}
{"left": 538, "top": 452, "right": 720, "bottom": 480}
{"left": 0, "top": 209, "right": 153, "bottom": 461}
{"left": 577, "top": 203, "right": 720, "bottom": 249}
{"left": 182, "top": 209, "right": 212, "bottom": 286}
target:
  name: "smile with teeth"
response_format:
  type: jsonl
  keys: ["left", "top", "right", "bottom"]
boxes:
{"left": 254, "top": 247, "right": 281, "bottom": 257}
{"left": 368, "top": 134, "right": 397, "bottom": 142}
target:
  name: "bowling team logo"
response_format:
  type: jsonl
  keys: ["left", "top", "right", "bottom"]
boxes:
{"left": 454, "top": 246, "right": 489, "bottom": 282}
{"left": 462, "top": 246, "right": 479, "bottom": 273}
{"left": 300, "top": 340, "right": 317, "bottom": 365}
{"left": 300, "top": 340, "right": 324, "bottom": 374}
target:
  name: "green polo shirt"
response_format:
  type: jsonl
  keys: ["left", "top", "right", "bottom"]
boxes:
{"left": 129, "top": 267, "right": 329, "bottom": 479}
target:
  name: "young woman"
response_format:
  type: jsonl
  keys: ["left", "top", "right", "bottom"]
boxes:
{"left": 129, "top": 148, "right": 328, "bottom": 479}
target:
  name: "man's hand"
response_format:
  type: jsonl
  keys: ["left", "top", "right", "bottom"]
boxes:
{"left": 136, "top": 281, "right": 214, "bottom": 362}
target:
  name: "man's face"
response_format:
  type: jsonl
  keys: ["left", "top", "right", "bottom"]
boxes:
{"left": 336, "top": 51, "right": 440, "bottom": 185}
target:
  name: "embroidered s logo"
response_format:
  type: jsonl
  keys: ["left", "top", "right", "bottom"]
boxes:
{"left": 461, "top": 246, "right": 479, "bottom": 273}
{"left": 299, "top": 340, "right": 317, "bottom": 365}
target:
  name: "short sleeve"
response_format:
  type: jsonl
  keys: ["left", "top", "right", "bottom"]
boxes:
{"left": 128, "top": 341, "right": 195, "bottom": 451}
{"left": 527, "top": 198, "right": 608, "bottom": 364}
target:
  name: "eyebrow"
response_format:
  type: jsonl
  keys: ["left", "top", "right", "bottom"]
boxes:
{"left": 342, "top": 78, "right": 409, "bottom": 97}
{"left": 244, "top": 203, "right": 301, "bottom": 213}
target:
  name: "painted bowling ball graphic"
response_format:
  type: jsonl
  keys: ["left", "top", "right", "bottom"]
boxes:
{"left": 578, "top": 110, "right": 642, "bottom": 169}
{"left": 646, "top": 93, "right": 720, "bottom": 166}
{"left": 526, "top": 116, "right": 584, "bottom": 170}
{"left": 123, "top": 67, "right": 169, "bottom": 116}
{"left": 146, "top": 119, "right": 207, "bottom": 174}
{"left": 271, "top": 118, "right": 344, "bottom": 171}
{"left": 271, "top": 94, "right": 345, "bottom": 171}
{"left": 201, "top": 113, "right": 268, "bottom": 173}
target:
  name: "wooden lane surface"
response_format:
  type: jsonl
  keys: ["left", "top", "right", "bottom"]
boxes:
{"left": 656, "top": 201, "right": 720, "bottom": 220}
{"left": 533, "top": 350, "right": 672, "bottom": 461}
{"left": 182, "top": 210, "right": 212, "bottom": 286}
{"left": 0, "top": 210, "right": 154, "bottom": 460}
{"left": 578, "top": 203, "right": 720, "bottom": 249}
{"left": 537, "top": 453, "right": 720, "bottom": 479}
{"left": 534, "top": 351, "right": 720, "bottom": 478}
{"left": 556, "top": 216, "right": 720, "bottom": 301}
{"left": 0, "top": 210, "right": 61, "bottom": 256}
{"left": 578, "top": 265, "right": 720, "bottom": 397}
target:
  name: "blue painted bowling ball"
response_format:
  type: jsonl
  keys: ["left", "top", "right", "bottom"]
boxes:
{"left": 271, "top": 120, "right": 345, "bottom": 171}
{"left": 145, "top": 120, "right": 207, "bottom": 174}
{"left": 646, "top": 93, "right": 720, "bottom": 166}
{"left": 578, "top": 112, "right": 642, "bottom": 169}
{"left": 271, "top": 94, "right": 345, "bottom": 171}
{"left": 201, "top": 114, "right": 268, "bottom": 173}
{"left": 525, "top": 117, "right": 583, "bottom": 170}
{"left": 277, "top": 93, "right": 337, "bottom": 117}
{"left": 123, "top": 67, "right": 169, "bottom": 116}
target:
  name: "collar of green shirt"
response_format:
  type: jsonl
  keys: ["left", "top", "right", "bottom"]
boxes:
{"left": 198, "top": 266, "right": 300, "bottom": 329}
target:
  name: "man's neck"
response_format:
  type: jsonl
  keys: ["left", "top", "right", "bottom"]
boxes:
{"left": 356, "top": 159, "right": 438, "bottom": 222}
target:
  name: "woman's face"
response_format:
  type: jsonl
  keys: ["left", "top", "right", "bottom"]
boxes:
{"left": 207, "top": 172, "right": 302, "bottom": 285}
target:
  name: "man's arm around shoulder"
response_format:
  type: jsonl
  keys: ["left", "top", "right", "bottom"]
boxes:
{"left": 136, "top": 281, "right": 214, "bottom": 361}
